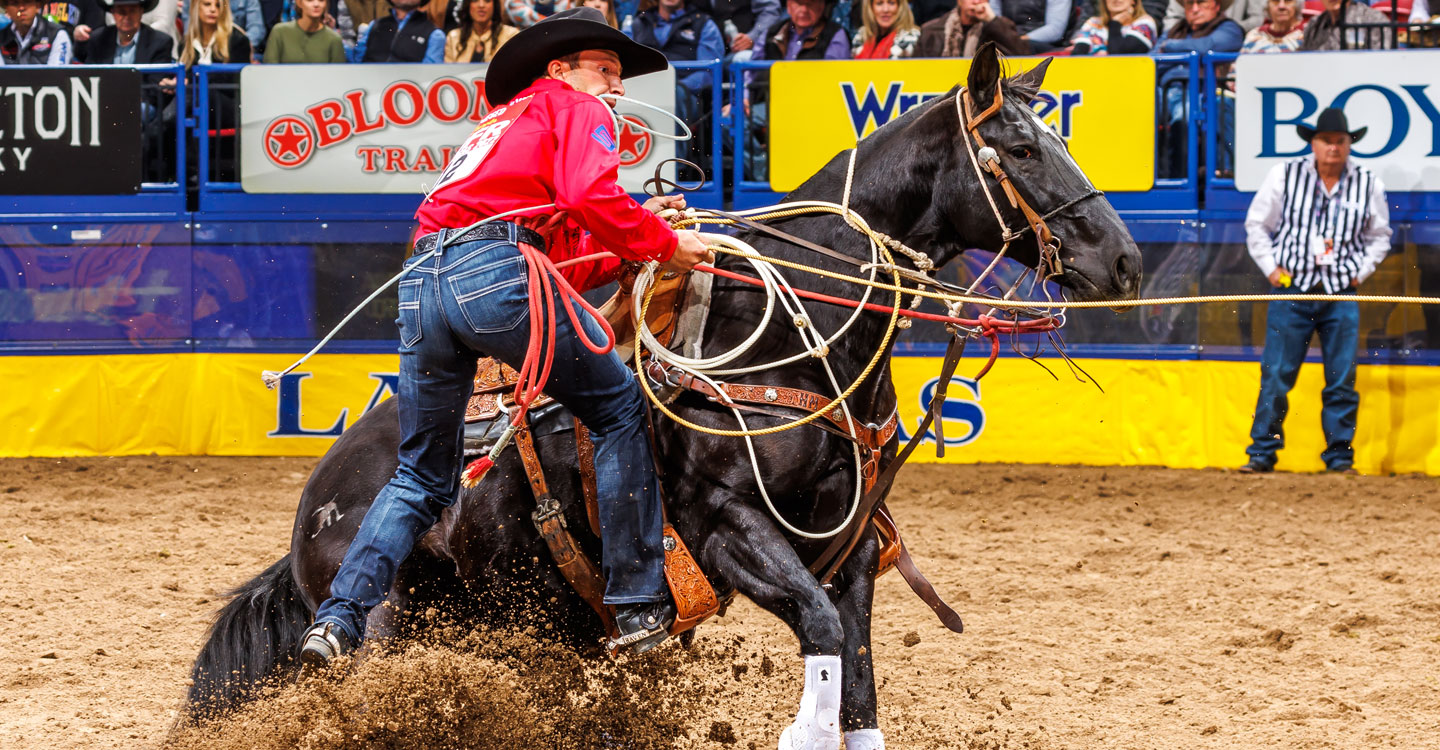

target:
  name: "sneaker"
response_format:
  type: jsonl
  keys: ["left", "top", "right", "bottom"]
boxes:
{"left": 611, "top": 601, "right": 675, "bottom": 654}
{"left": 1328, "top": 464, "right": 1358, "bottom": 476}
{"left": 1238, "top": 459, "right": 1273, "bottom": 474}
{"left": 298, "top": 622, "right": 354, "bottom": 673}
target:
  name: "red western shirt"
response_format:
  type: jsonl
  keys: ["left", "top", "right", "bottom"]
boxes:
{"left": 415, "top": 78, "right": 678, "bottom": 292}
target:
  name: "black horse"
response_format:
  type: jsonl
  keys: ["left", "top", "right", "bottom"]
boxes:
{"left": 186, "top": 46, "right": 1142, "bottom": 748}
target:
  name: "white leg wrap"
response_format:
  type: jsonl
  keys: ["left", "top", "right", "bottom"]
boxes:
{"left": 778, "top": 655, "right": 843, "bottom": 750}
{"left": 844, "top": 728, "right": 885, "bottom": 750}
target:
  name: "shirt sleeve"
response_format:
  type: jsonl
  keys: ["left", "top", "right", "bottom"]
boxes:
{"left": 1244, "top": 163, "right": 1285, "bottom": 277}
{"left": 1025, "top": 0, "right": 1070, "bottom": 43}
{"left": 679, "top": 20, "right": 723, "bottom": 92}
{"left": 351, "top": 23, "right": 369, "bottom": 62}
{"left": 550, "top": 96, "right": 678, "bottom": 263}
{"left": 825, "top": 27, "right": 850, "bottom": 58}
{"left": 750, "top": 0, "right": 780, "bottom": 38}
{"left": 1357, "top": 174, "right": 1392, "bottom": 284}
{"left": 49, "top": 30, "right": 73, "bottom": 64}
{"left": 423, "top": 29, "right": 445, "bottom": 62}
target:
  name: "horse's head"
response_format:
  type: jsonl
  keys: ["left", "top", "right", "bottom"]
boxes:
{"left": 941, "top": 43, "right": 1142, "bottom": 302}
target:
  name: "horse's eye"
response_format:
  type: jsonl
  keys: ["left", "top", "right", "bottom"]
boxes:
{"left": 1009, "top": 146, "right": 1035, "bottom": 160}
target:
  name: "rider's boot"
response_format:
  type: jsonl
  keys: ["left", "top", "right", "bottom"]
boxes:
{"left": 612, "top": 600, "right": 676, "bottom": 654}
{"left": 778, "top": 655, "right": 842, "bottom": 750}
{"left": 297, "top": 621, "right": 355, "bottom": 673}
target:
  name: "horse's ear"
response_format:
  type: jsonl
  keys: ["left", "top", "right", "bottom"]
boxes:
{"left": 966, "top": 42, "right": 1002, "bottom": 106}
{"left": 1007, "top": 58, "right": 1052, "bottom": 104}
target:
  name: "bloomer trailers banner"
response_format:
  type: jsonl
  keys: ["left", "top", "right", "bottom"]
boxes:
{"left": 766, "top": 57, "right": 1156, "bottom": 193}
{"left": 240, "top": 64, "right": 675, "bottom": 194}
{"left": 0, "top": 67, "right": 140, "bottom": 194}
{"left": 1236, "top": 51, "right": 1440, "bottom": 191}
{"left": 4, "top": 353, "right": 1440, "bottom": 475}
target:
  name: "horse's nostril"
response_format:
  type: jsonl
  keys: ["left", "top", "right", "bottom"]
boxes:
{"left": 1114, "top": 253, "right": 1138, "bottom": 288}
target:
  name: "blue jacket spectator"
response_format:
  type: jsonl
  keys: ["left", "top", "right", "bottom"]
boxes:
{"left": 690, "top": 0, "right": 778, "bottom": 52}
{"left": 629, "top": 0, "right": 723, "bottom": 93}
{"left": 229, "top": 0, "right": 265, "bottom": 49}
{"left": 1154, "top": 0, "right": 1241, "bottom": 87}
{"left": 352, "top": 0, "right": 444, "bottom": 59}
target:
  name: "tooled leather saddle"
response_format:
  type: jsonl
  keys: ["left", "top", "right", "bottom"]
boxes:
{"left": 460, "top": 266, "right": 905, "bottom": 646}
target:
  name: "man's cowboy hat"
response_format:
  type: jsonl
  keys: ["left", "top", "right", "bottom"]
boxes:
{"left": 100, "top": 0, "right": 161, "bottom": 12}
{"left": 484, "top": 7, "right": 669, "bottom": 107}
{"left": 1296, "top": 107, "right": 1368, "bottom": 143}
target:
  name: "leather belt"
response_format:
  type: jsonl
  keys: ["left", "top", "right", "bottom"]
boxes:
{"left": 412, "top": 221, "right": 545, "bottom": 257}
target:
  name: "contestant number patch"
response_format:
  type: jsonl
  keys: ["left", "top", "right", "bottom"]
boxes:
{"left": 591, "top": 125, "right": 617, "bottom": 152}
{"left": 429, "top": 96, "right": 534, "bottom": 195}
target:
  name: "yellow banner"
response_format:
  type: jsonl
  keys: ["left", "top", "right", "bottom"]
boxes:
{"left": 768, "top": 57, "right": 1156, "bottom": 193}
{"left": 3, "top": 353, "right": 1438, "bottom": 475}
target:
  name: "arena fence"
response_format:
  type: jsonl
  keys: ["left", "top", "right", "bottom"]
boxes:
{"left": 2, "top": 53, "right": 1440, "bottom": 471}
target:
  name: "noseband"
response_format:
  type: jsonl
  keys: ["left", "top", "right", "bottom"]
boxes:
{"left": 957, "top": 84, "right": 1105, "bottom": 280}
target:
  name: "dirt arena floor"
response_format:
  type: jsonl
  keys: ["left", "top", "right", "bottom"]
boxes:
{"left": 3, "top": 457, "right": 1440, "bottom": 749}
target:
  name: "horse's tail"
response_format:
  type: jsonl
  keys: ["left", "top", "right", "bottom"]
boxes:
{"left": 184, "top": 554, "right": 310, "bottom": 717}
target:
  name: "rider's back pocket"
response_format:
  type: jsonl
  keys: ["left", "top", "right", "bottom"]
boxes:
{"left": 448, "top": 256, "right": 528, "bottom": 334}
{"left": 397, "top": 278, "right": 424, "bottom": 348}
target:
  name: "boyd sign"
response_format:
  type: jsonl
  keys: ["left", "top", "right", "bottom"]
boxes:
{"left": 241, "top": 64, "right": 675, "bottom": 194}
{"left": 1236, "top": 51, "right": 1440, "bottom": 191}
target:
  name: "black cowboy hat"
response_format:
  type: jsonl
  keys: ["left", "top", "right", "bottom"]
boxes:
{"left": 484, "top": 7, "right": 669, "bottom": 107}
{"left": 1297, "top": 107, "right": 1367, "bottom": 143}
{"left": 100, "top": 0, "right": 161, "bottom": 12}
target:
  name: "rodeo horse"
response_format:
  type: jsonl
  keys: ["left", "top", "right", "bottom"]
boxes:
{"left": 185, "top": 40, "right": 1143, "bottom": 750}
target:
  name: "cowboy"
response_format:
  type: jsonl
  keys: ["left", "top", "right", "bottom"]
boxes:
{"left": 1240, "top": 107, "right": 1392, "bottom": 475}
{"left": 81, "top": 0, "right": 175, "bottom": 64}
{"left": 298, "top": 6, "right": 712, "bottom": 667}
{"left": 0, "top": 0, "right": 73, "bottom": 64}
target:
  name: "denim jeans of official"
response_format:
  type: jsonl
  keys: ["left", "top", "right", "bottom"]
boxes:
{"left": 1246, "top": 288, "right": 1360, "bottom": 470}
{"left": 313, "top": 232, "right": 669, "bottom": 644}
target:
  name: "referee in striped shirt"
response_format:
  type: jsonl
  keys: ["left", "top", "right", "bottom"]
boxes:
{"left": 1240, "top": 107, "right": 1392, "bottom": 475}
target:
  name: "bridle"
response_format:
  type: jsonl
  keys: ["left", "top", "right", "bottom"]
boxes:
{"left": 956, "top": 82, "right": 1105, "bottom": 287}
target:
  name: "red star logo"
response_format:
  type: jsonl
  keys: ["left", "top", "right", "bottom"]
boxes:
{"left": 265, "top": 117, "right": 315, "bottom": 168}
{"left": 617, "top": 116, "right": 652, "bottom": 168}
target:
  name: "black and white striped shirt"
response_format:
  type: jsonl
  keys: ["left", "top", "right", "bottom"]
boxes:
{"left": 1245, "top": 156, "right": 1392, "bottom": 294}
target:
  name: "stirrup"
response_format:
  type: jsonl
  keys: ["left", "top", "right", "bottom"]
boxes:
{"left": 298, "top": 622, "right": 354, "bottom": 672}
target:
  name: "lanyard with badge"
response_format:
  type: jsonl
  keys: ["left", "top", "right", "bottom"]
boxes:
{"left": 1311, "top": 179, "right": 1340, "bottom": 268}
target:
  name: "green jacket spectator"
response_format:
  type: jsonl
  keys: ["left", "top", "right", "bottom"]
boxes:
{"left": 263, "top": 0, "right": 347, "bottom": 60}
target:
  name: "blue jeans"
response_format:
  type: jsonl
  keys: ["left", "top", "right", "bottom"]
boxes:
{"left": 1246, "top": 288, "right": 1360, "bottom": 470}
{"left": 313, "top": 226, "right": 669, "bottom": 644}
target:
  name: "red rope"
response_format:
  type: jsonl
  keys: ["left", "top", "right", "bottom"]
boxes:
{"left": 459, "top": 240, "right": 616, "bottom": 488}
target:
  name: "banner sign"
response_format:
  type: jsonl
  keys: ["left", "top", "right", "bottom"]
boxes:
{"left": 241, "top": 64, "right": 675, "bottom": 194}
{"left": 1236, "top": 51, "right": 1440, "bottom": 192}
{"left": 5, "top": 353, "right": 1440, "bottom": 475}
{"left": 0, "top": 67, "right": 140, "bottom": 194}
{"left": 767, "top": 57, "right": 1155, "bottom": 193}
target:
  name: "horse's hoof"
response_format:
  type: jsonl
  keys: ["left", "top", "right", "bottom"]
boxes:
{"left": 778, "top": 722, "right": 841, "bottom": 750}
{"left": 843, "top": 729, "right": 885, "bottom": 750}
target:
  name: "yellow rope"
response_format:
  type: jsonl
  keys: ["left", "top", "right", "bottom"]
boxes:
{"left": 637, "top": 203, "right": 1440, "bottom": 440}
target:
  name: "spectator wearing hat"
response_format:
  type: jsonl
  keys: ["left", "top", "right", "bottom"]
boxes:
{"left": 852, "top": 0, "right": 920, "bottom": 58}
{"left": 916, "top": 0, "right": 1027, "bottom": 56}
{"left": 1070, "top": 0, "right": 1158, "bottom": 54}
{"left": 1240, "top": 108, "right": 1392, "bottom": 475}
{"left": 264, "top": 0, "right": 346, "bottom": 59}
{"left": 1301, "top": 0, "right": 1390, "bottom": 49}
{"left": 1240, "top": 0, "right": 1301, "bottom": 52}
{"left": 85, "top": 0, "right": 176, "bottom": 61}
{"left": 0, "top": 0, "right": 74, "bottom": 63}
{"left": 1163, "top": 0, "right": 1260, "bottom": 30}
{"left": 352, "top": 0, "right": 444, "bottom": 59}
{"left": 444, "top": 0, "right": 516, "bottom": 59}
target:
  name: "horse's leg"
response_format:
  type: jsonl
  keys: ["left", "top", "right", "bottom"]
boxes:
{"left": 833, "top": 532, "right": 884, "bottom": 750}
{"left": 698, "top": 500, "right": 844, "bottom": 750}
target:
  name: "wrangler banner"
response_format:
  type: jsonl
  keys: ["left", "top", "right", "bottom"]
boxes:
{"left": 767, "top": 57, "right": 1156, "bottom": 194}
{"left": 240, "top": 65, "right": 675, "bottom": 194}
{"left": 3, "top": 353, "right": 1439, "bottom": 476}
